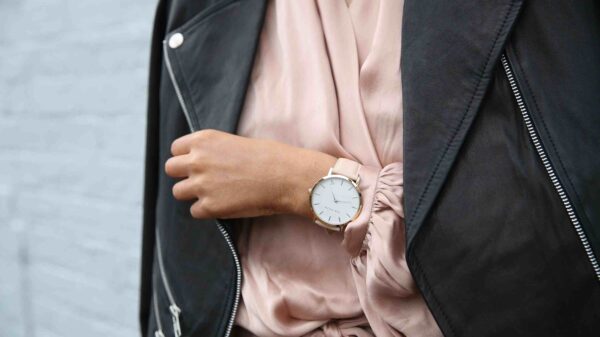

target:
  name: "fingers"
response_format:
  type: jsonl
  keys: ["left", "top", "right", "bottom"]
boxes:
{"left": 164, "top": 155, "right": 190, "bottom": 178}
{"left": 190, "top": 199, "right": 213, "bottom": 219}
{"left": 171, "top": 132, "right": 196, "bottom": 156}
{"left": 172, "top": 178, "right": 197, "bottom": 200}
{"left": 171, "top": 129, "right": 223, "bottom": 156}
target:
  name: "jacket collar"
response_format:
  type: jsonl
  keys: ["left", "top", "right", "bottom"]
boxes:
{"left": 402, "top": 0, "right": 523, "bottom": 250}
{"left": 163, "top": 0, "right": 267, "bottom": 133}
{"left": 164, "top": 0, "right": 524, "bottom": 250}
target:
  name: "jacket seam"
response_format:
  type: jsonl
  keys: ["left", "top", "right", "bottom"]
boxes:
{"left": 172, "top": 49, "right": 200, "bottom": 131}
{"left": 406, "top": 0, "right": 517, "bottom": 233}
{"left": 406, "top": 1, "right": 517, "bottom": 336}
{"left": 411, "top": 252, "right": 457, "bottom": 337}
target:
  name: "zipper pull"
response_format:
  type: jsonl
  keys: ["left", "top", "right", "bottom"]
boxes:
{"left": 155, "top": 330, "right": 165, "bottom": 337}
{"left": 169, "top": 304, "right": 182, "bottom": 337}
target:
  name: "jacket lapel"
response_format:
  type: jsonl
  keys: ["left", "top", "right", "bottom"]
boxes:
{"left": 163, "top": 0, "right": 267, "bottom": 133}
{"left": 164, "top": 0, "right": 526, "bottom": 254}
{"left": 402, "top": 0, "right": 524, "bottom": 249}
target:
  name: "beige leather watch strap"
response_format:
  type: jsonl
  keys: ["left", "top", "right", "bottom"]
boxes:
{"left": 331, "top": 158, "right": 360, "bottom": 181}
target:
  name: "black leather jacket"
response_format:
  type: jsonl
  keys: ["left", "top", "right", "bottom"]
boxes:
{"left": 139, "top": 1, "right": 600, "bottom": 336}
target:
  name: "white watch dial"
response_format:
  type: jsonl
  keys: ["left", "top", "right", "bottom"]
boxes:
{"left": 310, "top": 175, "right": 361, "bottom": 226}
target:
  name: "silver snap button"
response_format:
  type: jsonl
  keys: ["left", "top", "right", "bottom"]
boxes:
{"left": 168, "top": 33, "right": 184, "bottom": 49}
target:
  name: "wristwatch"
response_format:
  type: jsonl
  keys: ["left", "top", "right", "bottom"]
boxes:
{"left": 308, "top": 158, "right": 363, "bottom": 233}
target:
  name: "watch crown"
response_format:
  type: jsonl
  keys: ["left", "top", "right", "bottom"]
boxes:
{"left": 308, "top": 187, "right": 312, "bottom": 193}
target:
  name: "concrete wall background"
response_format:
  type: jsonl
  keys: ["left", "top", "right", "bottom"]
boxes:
{"left": 0, "top": 1, "right": 156, "bottom": 336}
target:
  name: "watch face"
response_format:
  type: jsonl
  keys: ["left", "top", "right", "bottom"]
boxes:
{"left": 310, "top": 175, "right": 361, "bottom": 226}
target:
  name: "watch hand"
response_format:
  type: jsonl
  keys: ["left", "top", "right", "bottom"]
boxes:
{"left": 331, "top": 191, "right": 338, "bottom": 203}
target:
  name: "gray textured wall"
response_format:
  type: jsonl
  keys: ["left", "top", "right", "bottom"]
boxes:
{"left": 0, "top": 1, "right": 156, "bottom": 336}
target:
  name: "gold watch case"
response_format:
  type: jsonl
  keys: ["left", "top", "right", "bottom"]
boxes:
{"left": 308, "top": 168, "right": 363, "bottom": 233}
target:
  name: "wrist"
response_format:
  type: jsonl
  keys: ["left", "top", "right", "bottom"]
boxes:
{"left": 283, "top": 148, "right": 337, "bottom": 219}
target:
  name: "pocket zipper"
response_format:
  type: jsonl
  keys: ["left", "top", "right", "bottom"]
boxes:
{"left": 156, "top": 228, "right": 182, "bottom": 337}
{"left": 501, "top": 53, "right": 600, "bottom": 281}
{"left": 163, "top": 39, "right": 243, "bottom": 337}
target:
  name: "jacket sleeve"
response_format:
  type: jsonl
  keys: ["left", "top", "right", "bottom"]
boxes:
{"left": 340, "top": 161, "right": 443, "bottom": 337}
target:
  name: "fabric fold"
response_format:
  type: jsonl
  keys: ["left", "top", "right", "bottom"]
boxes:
{"left": 233, "top": 0, "right": 443, "bottom": 336}
{"left": 342, "top": 162, "right": 404, "bottom": 258}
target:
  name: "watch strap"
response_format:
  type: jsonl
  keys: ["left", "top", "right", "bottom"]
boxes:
{"left": 323, "top": 223, "right": 346, "bottom": 235}
{"left": 331, "top": 158, "right": 360, "bottom": 181}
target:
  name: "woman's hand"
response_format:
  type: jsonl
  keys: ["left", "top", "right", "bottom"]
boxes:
{"left": 165, "top": 129, "right": 337, "bottom": 219}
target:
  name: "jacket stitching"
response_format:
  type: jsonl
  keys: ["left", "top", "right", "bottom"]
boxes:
{"left": 406, "top": 0, "right": 516, "bottom": 231}
{"left": 411, "top": 252, "right": 457, "bottom": 337}
{"left": 406, "top": 1, "right": 517, "bottom": 336}
{"left": 172, "top": 49, "right": 200, "bottom": 131}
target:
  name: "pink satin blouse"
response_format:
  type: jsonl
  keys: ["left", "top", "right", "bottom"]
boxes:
{"left": 233, "top": 1, "right": 442, "bottom": 336}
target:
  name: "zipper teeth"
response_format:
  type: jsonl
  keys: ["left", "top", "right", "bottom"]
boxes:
{"left": 163, "top": 37, "right": 243, "bottom": 337}
{"left": 153, "top": 291, "right": 166, "bottom": 336}
{"left": 501, "top": 54, "right": 600, "bottom": 281}
{"left": 216, "top": 220, "right": 243, "bottom": 337}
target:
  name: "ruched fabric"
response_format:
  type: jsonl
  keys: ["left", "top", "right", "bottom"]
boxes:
{"left": 233, "top": 1, "right": 443, "bottom": 336}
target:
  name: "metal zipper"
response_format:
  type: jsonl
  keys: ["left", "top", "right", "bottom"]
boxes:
{"left": 215, "top": 219, "right": 243, "bottom": 337}
{"left": 163, "top": 39, "right": 195, "bottom": 131}
{"left": 501, "top": 53, "right": 600, "bottom": 281}
{"left": 163, "top": 37, "right": 243, "bottom": 337}
{"left": 153, "top": 290, "right": 166, "bottom": 337}
{"left": 155, "top": 228, "right": 182, "bottom": 337}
